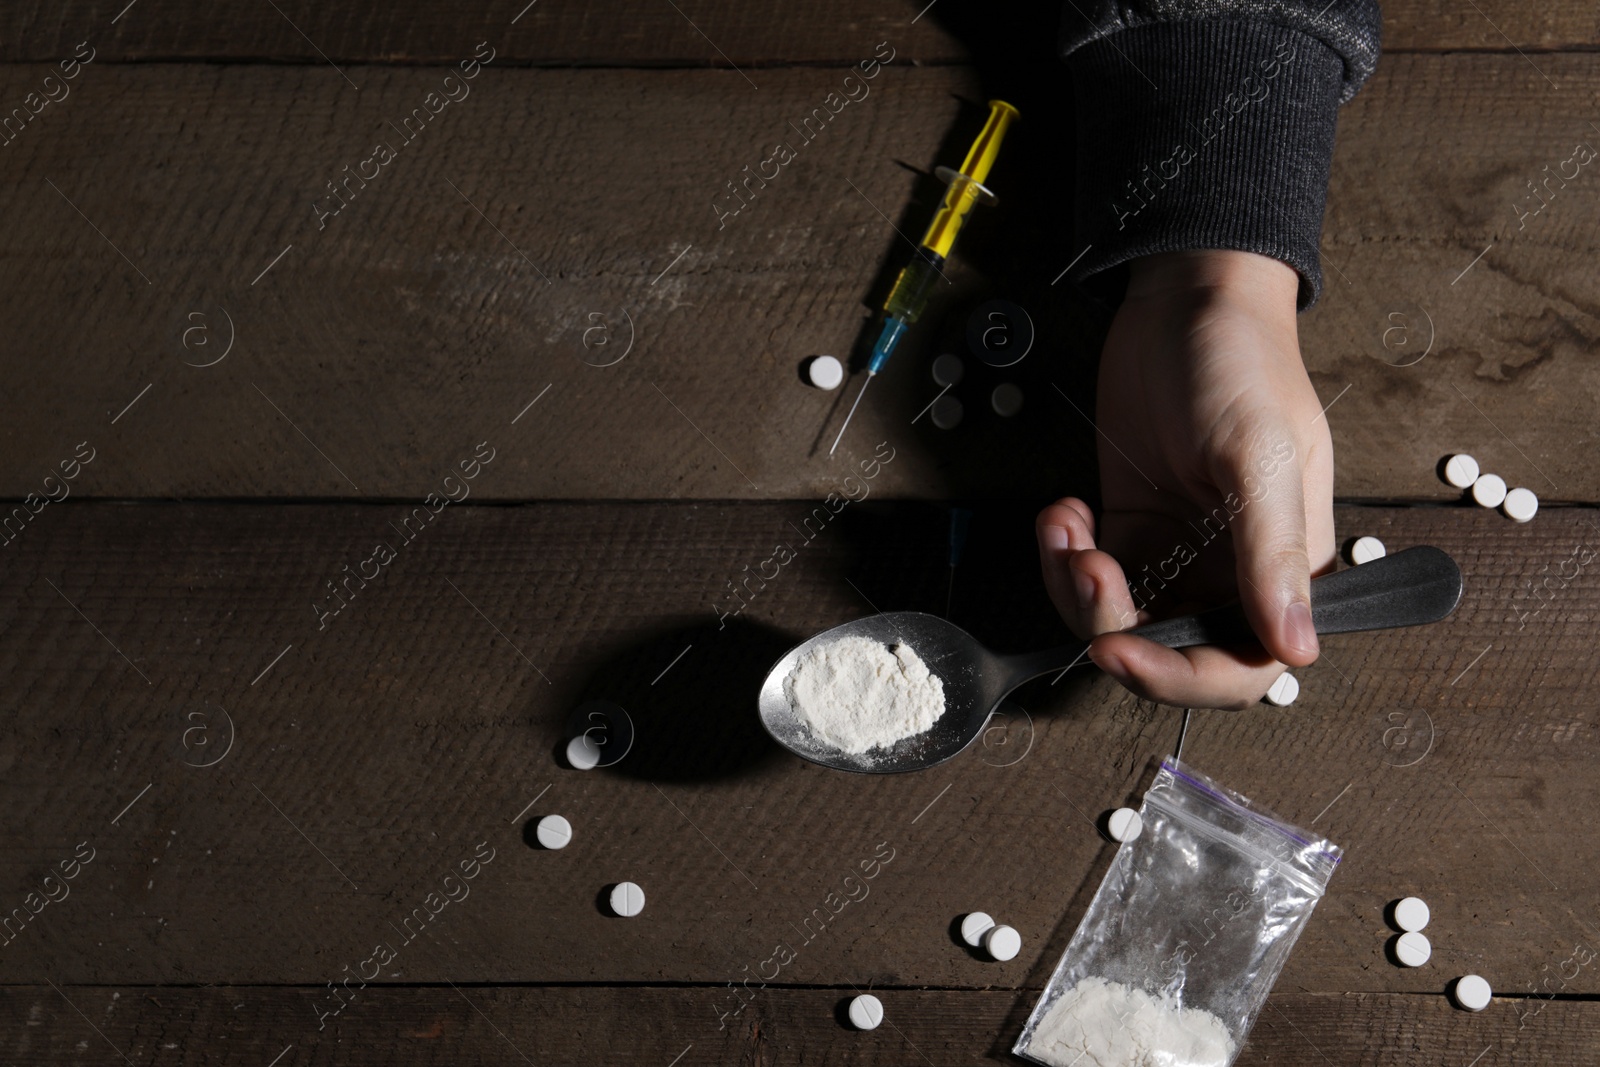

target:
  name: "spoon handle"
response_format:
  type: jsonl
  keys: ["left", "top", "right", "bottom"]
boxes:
{"left": 1006, "top": 545, "right": 1463, "bottom": 684}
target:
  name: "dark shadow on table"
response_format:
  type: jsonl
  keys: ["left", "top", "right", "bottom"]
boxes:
{"left": 562, "top": 617, "right": 797, "bottom": 784}
{"left": 819, "top": 0, "right": 1111, "bottom": 502}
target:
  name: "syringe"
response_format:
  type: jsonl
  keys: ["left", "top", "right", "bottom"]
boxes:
{"left": 830, "top": 99, "right": 1019, "bottom": 456}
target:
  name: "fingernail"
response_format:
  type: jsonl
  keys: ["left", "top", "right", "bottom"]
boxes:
{"left": 1093, "top": 650, "right": 1130, "bottom": 682}
{"left": 1285, "top": 600, "right": 1318, "bottom": 656}
{"left": 1042, "top": 524, "right": 1070, "bottom": 552}
{"left": 1072, "top": 567, "right": 1097, "bottom": 612}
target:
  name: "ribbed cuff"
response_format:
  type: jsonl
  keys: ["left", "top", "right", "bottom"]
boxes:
{"left": 1065, "top": 19, "right": 1346, "bottom": 310}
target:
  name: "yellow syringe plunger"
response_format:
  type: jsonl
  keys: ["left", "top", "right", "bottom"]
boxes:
{"left": 919, "top": 99, "right": 1019, "bottom": 259}
{"left": 959, "top": 99, "right": 1020, "bottom": 186}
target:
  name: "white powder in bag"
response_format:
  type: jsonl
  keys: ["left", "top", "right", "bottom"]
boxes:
{"left": 783, "top": 635, "right": 945, "bottom": 754}
{"left": 1028, "top": 976, "right": 1235, "bottom": 1067}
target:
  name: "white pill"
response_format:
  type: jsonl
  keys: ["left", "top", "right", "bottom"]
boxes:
{"left": 1472, "top": 473, "right": 1507, "bottom": 509}
{"left": 1454, "top": 974, "right": 1493, "bottom": 1011}
{"left": 1394, "top": 896, "right": 1430, "bottom": 932}
{"left": 1107, "top": 808, "right": 1142, "bottom": 843}
{"left": 1444, "top": 454, "right": 1480, "bottom": 489}
{"left": 991, "top": 383, "right": 1024, "bottom": 417}
{"left": 1264, "top": 672, "right": 1300, "bottom": 707}
{"left": 930, "top": 394, "right": 964, "bottom": 430}
{"left": 984, "top": 924, "right": 1021, "bottom": 962}
{"left": 535, "top": 814, "right": 572, "bottom": 850}
{"left": 807, "top": 355, "right": 844, "bottom": 390}
{"left": 931, "top": 353, "right": 965, "bottom": 387}
{"left": 1350, "top": 536, "right": 1387, "bottom": 565}
{"left": 960, "top": 912, "right": 996, "bottom": 948}
{"left": 1503, "top": 487, "right": 1538, "bottom": 523}
{"left": 609, "top": 881, "right": 645, "bottom": 917}
{"left": 848, "top": 993, "right": 884, "bottom": 1030}
{"left": 566, "top": 734, "right": 601, "bottom": 770}
{"left": 1395, "top": 931, "right": 1432, "bottom": 967}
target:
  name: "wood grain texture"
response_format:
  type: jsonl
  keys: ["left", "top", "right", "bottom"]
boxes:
{"left": 0, "top": 986, "right": 1595, "bottom": 1065}
{"left": 1, "top": 0, "right": 1594, "bottom": 64}
{"left": 0, "top": 57, "right": 1595, "bottom": 503}
{"left": 3, "top": 985, "right": 1600, "bottom": 1067}
{"left": 2, "top": 501, "right": 1598, "bottom": 1001}
{"left": 1308, "top": 53, "right": 1600, "bottom": 507}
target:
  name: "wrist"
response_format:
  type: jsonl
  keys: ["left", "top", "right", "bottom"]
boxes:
{"left": 1125, "top": 250, "right": 1300, "bottom": 315}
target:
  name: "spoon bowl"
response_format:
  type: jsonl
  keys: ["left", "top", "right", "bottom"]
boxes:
{"left": 757, "top": 612, "right": 1013, "bottom": 773}
{"left": 758, "top": 545, "right": 1465, "bottom": 774}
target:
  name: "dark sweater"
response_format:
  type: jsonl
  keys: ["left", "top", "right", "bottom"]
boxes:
{"left": 1060, "top": 0, "right": 1383, "bottom": 309}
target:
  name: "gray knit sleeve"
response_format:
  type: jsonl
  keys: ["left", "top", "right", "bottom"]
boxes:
{"left": 1059, "top": 1, "right": 1383, "bottom": 309}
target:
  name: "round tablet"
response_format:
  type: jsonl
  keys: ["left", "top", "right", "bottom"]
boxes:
{"left": 848, "top": 993, "right": 883, "bottom": 1030}
{"left": 1395, "top": 931, "right": 1432, "bottom": 967}
{"left": 960, "top": 911, "right": 996, "bottom": 948}
{"left": 931, "top": 353, "right": 965, "bottom": 387}
{"left": 1454, "top": 974, "right": 1492, "bottom": 1011}
{"left": 1107, "top": 808, "right": 1142, "bottom": 843}
{"left": 1350, "top": 536, "right": 1387, "bottom": 565}
{"left": 566, "top": 735, "right": 601, "bottom": 771}
{"left": 1503, "top": 487, "right": 1538, "bottom": 523}
{"left": 609, "top": 881, "right": 645, "bottom": 917}
{"left": 1264, "top": 672, "right": 1300, "bottom": 707}
{"left": 1472, "top": 473, "right": 1507, "bottom": 509}
{"left": 991, "top": 383, "right": 1024, "bottom": 417}
{"left": 1444, "top": 454, "right": 1480, "bottom": 489}
{"left": 984, "top": 924, "right": 1021, "bottom": 962}
{"left": 807, "top": 355, "right": 844, "bottom": 390}
{"left": 1394, "top": 896, "right": 1430, "bottom": 932}
{"left": 535, "top": 814, "right": 572, "bottom": 850}
{"left": 930, "top": 394, "right": 964, "bottom": 430}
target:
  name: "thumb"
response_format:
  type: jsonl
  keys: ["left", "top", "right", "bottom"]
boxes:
{"left": 1217, "top": 437, "right": 1318, "bottom": 667}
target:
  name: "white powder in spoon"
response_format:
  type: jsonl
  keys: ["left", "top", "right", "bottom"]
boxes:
{"left": 1027, "top": 977, "right": 1235, "bottom": 1067}
{"left": 783, "top": 635, "right": 945, "bottom": 754}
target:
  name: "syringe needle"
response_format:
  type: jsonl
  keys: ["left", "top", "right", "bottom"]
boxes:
{"left": 829, "top": 373, "right": 874, "bottom": 456}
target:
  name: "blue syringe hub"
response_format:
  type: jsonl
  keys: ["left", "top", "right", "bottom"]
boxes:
{"left": 867, "top": 316, "right": 909, "bottom": 375}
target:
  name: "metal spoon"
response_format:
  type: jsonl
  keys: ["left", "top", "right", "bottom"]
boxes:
{"left": 757, "top": 545, "right": 1463, "bottom": 774}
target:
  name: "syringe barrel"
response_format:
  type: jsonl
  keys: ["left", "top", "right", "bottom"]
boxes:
{"left": 883, "top": 247, "right": 944, "bottom": 324}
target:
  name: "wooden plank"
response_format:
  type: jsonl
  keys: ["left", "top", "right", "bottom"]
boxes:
{"left": 0, "top": 57, "right": 1595, "bottom": 502}
{"left": 1308, "top": 52, "right": 1598, "bottom": 505}
{"left": 2, "top": 0, "right": 968, "bottom": 66}
{"left": 0, "top": 0, "right": 1593, "bottom": 64}
{"left": 0, "top": 986, "right": 1594, "bottom": 1064}
{"left": 2, "top": 501, "right": 1598, "bottom": 997}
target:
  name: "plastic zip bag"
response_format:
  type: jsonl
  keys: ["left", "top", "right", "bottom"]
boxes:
{"left": 1014, "top": 757, "right": 1341, "bottom": 1067}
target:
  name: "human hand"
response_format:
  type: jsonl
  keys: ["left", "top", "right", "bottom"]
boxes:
{"left": 1037, "top": 250, "right": 1336, "bottom": 708}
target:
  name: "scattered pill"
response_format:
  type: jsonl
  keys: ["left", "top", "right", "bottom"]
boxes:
{"left": 1443, "top": 454, "right": 1480, "bottom": 489}
{"left": 1264, "top": 672, "right": 1300, "bottom": 707}
{"left": 985, "top": 924, "right": 1021, "bottom": 962}
{"left": 1454, "top": 974, "right": 1492, "bottom": 1011}
{"left": 991, "top": 383, "right": 1024, "bottom": 417}
{"left": 566, "top": 735, "right": 601, "bottom": 770}
{"left": 960, "top": 912, "right": 997, "bottom": 948}
{"left": 932, "top": 353, "right": 965, "bottom": 387}
{"left": 807, "top": 355, "right": 844, "bottom": 390}
{"left": 535, "top": 814, "right": 572, "bottom": 850}
{"left": 1394, "top": 896, "right": 1430, "bottom": 932}
{"left": 930, "top": 394, "right": 964, "bottom": 430}
{"left": 1350, "top": 536, "right": 1387, "bottom": 565}
{"left": 1472, "top": 473, "right": 1507, "bottom": 509}
{"left": 609, "top": 881, "right": 645, "bottom": 917}
{"left": 848, "top": 993, "right": 884, "bottom": 1030}
{"left": 1395, "top": 931, "right": 1432, "bottom": 967}
{"left": 1106, "top": 808, "right": 1142, "bottom": 843}
{"left": 1503, "top": 487, "right": 1538, "bottom": 523}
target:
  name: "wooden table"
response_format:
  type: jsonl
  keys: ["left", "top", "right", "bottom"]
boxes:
{"left": 3, "top": 2, "right": 1597, "bottom": 1063}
